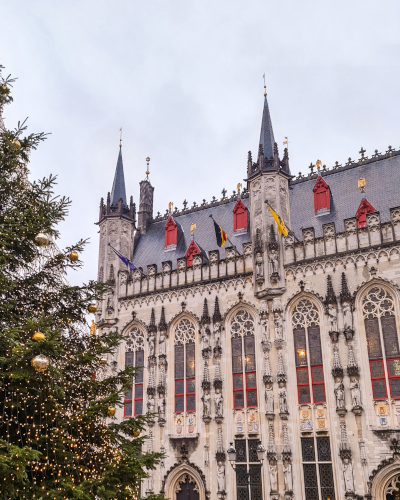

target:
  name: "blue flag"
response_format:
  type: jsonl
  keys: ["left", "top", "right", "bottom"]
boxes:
{"left": 108, "top": 244, "right": 135, "bottom": 271}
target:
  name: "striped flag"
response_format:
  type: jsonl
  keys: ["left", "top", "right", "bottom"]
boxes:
{"left": 268, "top": 205, "right": 289, "bottom": 237}
{"left": 213, "top": 220, "right": 228, "bottom": 248}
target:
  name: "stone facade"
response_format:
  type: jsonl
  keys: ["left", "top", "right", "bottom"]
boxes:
{"left": 95, "top": 96, "right": 400, "bottom": 500}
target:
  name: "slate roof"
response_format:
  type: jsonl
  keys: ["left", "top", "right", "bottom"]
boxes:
{"left": 259, "top": 95, "right": 275, "bottom": 159}
{"left": 110, "top": 146, "right": 127, "bottom": 205}
{"left": 132, "top": 198, "right": 251, "bottom": 271}
{"left": 289, "top": 154, "right": 400, "bottom": 239}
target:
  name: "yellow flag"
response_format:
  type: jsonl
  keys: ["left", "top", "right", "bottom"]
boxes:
{"left": 268, "top": 206, "right": 288, "bottom": 237}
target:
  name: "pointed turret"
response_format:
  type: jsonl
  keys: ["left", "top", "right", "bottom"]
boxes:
{"left": 259, "top": 95, "right": 275, "bottom": 160}
{"left": 110, "top": 146, "right": 127, "bottom": 206}
{"left": 213, "top": 296, "right": 222, "bottom": 323}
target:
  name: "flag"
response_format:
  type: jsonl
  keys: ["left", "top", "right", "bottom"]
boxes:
{"left": 213, "top": 220, "right": 227, "bottom": 247}
{"left": 108, "top": 244, "right": 135, "bottom": 271}
{"left": 268, "top": 206, "right": 288, "bottom": 237}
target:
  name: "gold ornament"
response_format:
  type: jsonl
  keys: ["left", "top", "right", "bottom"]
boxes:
{"left": 2, "top": 85, "right": 9, "bottom": 94}
{"left": 69, "top": 251, "right": 79, "bottom": 262}
{"left": 35, "top": 233, "right": 49, "bottom": 247}
{"left": 107, "top": 407, "right": 116, "bottom": 417}
{"left": 12, "top": 140, "right": 21, "bottom": 150}
{"left": 31, "top": 354, "right": 49, "bottom": 372}
{"left": 133, "top": 429, "right": 140, "bottom": 437}
{"left": 88, "top": 303, "right": 97, "bottom": 313}
{"left": 32, "top": 332, "right": 45, "bottom": 342}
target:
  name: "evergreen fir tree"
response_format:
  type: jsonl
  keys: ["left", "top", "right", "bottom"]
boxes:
{"left": 0, "top": 66, "right": 164, "bottom": 500}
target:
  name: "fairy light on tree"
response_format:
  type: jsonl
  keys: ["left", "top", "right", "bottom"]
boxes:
{"left": 0, "top": 65, "right": 164, "bottom": 500}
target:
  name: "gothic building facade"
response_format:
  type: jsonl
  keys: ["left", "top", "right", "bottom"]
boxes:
{"left": 96, "top": 94, "right": 400, "bottom": 500}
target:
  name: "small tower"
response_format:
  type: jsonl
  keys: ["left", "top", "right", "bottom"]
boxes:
{"left": 137, "top": 157, "right": 155, "bottom": 234}
{"left": 97, "top": 144, "right": 136, "bottom": 310}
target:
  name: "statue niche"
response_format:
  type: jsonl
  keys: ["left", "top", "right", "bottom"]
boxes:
{"left": 268, "top": 225, "right": 280, "bottom": 284}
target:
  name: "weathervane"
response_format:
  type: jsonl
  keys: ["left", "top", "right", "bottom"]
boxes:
{"left": 190, "top": 223, "right": 196, "bottom": 239}
{"left": 168, "top": 202, "right": 173, "bottom": 213}
{"left": 358, "top": 177, "right": 366, "bottom": 195}
{"left": 119, "top": 127, "right": 122, "bottom": 147}
{"left": 146, "top": 157, "right": 150, "bottom": 180}
{"left": 316, "top": 159, "right": 322, "bottom": 173}
{"left": 237, "top": 183, "right": 242, "bottom": 195}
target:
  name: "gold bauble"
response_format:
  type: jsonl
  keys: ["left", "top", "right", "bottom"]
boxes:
{"left": 2, "top": 85, "right": 9, "bottom": 94}
{"left": 133, "top": 430, "right": 140, "bottom": 438}
{"left": 12, "top": 140, "right": 21, "bottom": 150}
{"left": 88, "top": 303, "right": 97, "bottom": 313}
{"left": 35, "top": 233, "right": 49, "bottom": 247}
{"left": 32, "top": 332, "right": 45, "bottom": 342}
{"left": 31, "top": 354, "right": 49, "bottom": 373}
{"left": 107, "top": 407, "right": 116, "bottom": 417}
{"left": 69, "top": 251, "right": 79, "bottom": 262}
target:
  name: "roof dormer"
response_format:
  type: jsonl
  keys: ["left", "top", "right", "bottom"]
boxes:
{"left": 356, "top": 198, "right": 376, "bottom": 228}
{"left": 165, "top": 216, "right": 177, "bottom": 249}
{"left": 313, "top": 175, "right": 331, "bottom": 216}
{"left": 185, "top": 240, "right": 201, "bottom": 267}
{"left": 233, "top": 198, "right": 248, "bottom": 233}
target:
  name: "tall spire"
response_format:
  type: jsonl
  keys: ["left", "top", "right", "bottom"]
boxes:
{"left": 110, "top": 146, "right": 127, "bottom": 206}
{"left": 259, "top": 93, "right": 275, "bottom": 160}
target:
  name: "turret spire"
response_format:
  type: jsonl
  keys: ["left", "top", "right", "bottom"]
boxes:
{"left": 259, "top": 92, "right": 275, "bottom": 160}
{"left": 110, "top": 145, "right": 127, "bottom": 206}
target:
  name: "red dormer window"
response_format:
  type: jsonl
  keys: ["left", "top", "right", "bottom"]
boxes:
{"left": 185, "top": 240, "right": 201, "bottom": 267}
{"left": 356, "top": 198, "right": 376, "bottom": 228}
{"left": 313, "top": 176, "right": 330, "bottom": 216}
{"left": 165, "top": 216, "right": 177, "bottom": 247}
{"left": 233, "top": 198, "right": 248, "bottom": 232}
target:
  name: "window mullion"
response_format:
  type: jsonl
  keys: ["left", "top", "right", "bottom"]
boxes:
{"left": 242, "top": 335, "right": 246, "bottom": 410}
{"left": 314, "top": 436, "right": 323, "bottom": 500}
{"left": 305, "top": 326, "right": 313, "bottom": 403}
{"left": 378, "top": 315, "right": 390, "bottom": 398}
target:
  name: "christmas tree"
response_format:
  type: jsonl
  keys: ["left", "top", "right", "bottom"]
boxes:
{"left": 0, "top": 66, "right": 164, "bottom": 500}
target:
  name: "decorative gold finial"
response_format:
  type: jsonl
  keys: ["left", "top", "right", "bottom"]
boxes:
{"left": 190, "top": 223, "right": 196, "bottom": 236}
{"left": 237, "top": 183, "right": 242, "bottom": 194}
{"left": 119, "top": 127, "right": 122, "bottom": 147}
{"left": 358, "top": 177, "right": 366, "bottom": 194}
{"left": 316, "top": 159, "right": 322, "bottom": 173}
{"left": 263, "top": 73, "right": 267, "bottom": 96}
{"left": 146, "top": 157, "right": 150, "bottom": 179}
{"left": 168, "top": 201, "right": 173, "bottom": 213}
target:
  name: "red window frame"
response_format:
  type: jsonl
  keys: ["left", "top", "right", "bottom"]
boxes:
{"left": 233, "top": 374, "right": 244, "bottom": 409}
{"left": 175, "top": 379, "right": 184, "bottom": 413}
{"left": 311, "top": 365, "right": 326, "bottom": 403}
{"left": 297, "top": 367, "right": 311, "bottom": 404}
{"left": 246, "top": 372, "right": 257, "bottom": 407}
{"left": 186, "top": 378, "right": 196, "bottom": 412}
{"left": 386, "top": 358, "right": 400, "bottom": 399}
{"left": 369, "top": 360, "right": 387, "bottom": 399}
{"left": 124, "top": 385, "right": 133, "bottom": 417}
{"left": 134, "top": 383, "right": 143, "bottom": 416}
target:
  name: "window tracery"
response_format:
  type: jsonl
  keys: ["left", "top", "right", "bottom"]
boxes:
{"left": 124, "top": 325, "right": 145, "bottom": 416}
{"left": 230, "top": 310, "right": 257, "bottom": 409}
{"left": 174, "top": 319, "right": 196, "bottom": 412}
{"left": 292, "top": 299, "right": 325, "bottom": 404}
{"left": 362, "top": 286, "right": 400, "bottom": 399}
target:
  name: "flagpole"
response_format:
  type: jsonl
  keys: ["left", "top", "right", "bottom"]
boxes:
{"left": 208, "top": 214, "right": 242, "bottom": 256}
{"left": 107, "top": 243, "right": 146, "bottom": 277}
{"left": 264, "top": 199, "right": 300, "bottom": 243}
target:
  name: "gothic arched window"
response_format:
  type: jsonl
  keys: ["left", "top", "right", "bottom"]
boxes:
{"left": 231, "top": 309, "right": 257, "bottom": 409}
{"left": 124, "top": 326, "right": 145, "bottom": 416}
{"left": 292, "top": 299, "right": 326, "bottom": 404}
{"left": 362, "top": 287, "right": 400, "bottom": 399}
{"left": 174, "top": 319, "right": 196, "bottom": 413}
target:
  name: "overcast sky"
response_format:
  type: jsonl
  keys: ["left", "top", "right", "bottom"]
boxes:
{"left": 2, "top": 0, "right": 400, "bottom": 285}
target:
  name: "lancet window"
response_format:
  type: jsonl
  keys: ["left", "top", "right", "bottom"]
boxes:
{"left": 231, "top": 310, "right": 257, "bottom": 409}
{"left": 362, "top": 286, "right": 400, "bottom": 399}
{"left": 174, "top": 318, "right": 196, "bottom": 413}
{"left": 292, "top": 299, "right": 326, "bottom": 404}
{"left": 301, "top": 436, "right": 335, "bottom": 500}
{"left": 124, "top": 326, "right": 145, "bottom": 417}
{"left": 234, "top": 439, "right": 262, "bottom": 500}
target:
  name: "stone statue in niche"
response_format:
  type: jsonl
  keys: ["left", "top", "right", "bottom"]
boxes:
{"left": 269, "top": 464, "right": 278, "bottom": 491}
{"left": 214, "top": 323, "right": 221, "bottom": 348}
{"left": 215, "top": 389, "right": 224, "bottom": 416}
{"left": 350, "top": 379, "right": 361, "bottom": 407}
{"left": 269, "top": 249, "right": 279, "bottom": 275}
{"left": 261, "top": 317, "right": 269, "bottom": 344}
{"left": 202, "top": 392, "right": 211, "bottom": 417}
{"left": 202, "top": 328, "right": 210, "bottom": 349}
{"left": 147, "top": 395, "right": 155, "bottom": 413}
{"left": 217, "top": 462, "right": 225, "bottom": 492}
{"left": 343, "top": 302, "right": 353, "bottom": 331}
{"left": 255, "top": 252, "right": 264, "bottom": 278}
{"left": 283, "top": 463, "right": 293, "bottom": 492}
{"left": 278, "top": 385, "right": 288, "bottom": 413}
{"left": 265, "top": 386, "right": 274, "bottom": 413}
{"left": 343, "top": 458, "right": 355, "bottom": 492}
{"left": 159, "top": 331, "right": 166, "bottom": 356}
{"left": 334, "top": 381, "right": 345, "bottom": 409}
{"left": 327, "top": 304, "right": 338, "bottom": 333}
{"left": 149, "top": 334, "right": 156, "bottom": 357}
{"left": 107, "top": 292, "right": 114, "bottom": 309}
{"left": 158, "top": 397, "right": 165, "bottom": 418}
{"left": 274, "top": 313, "right": 283, "bottom": 340}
